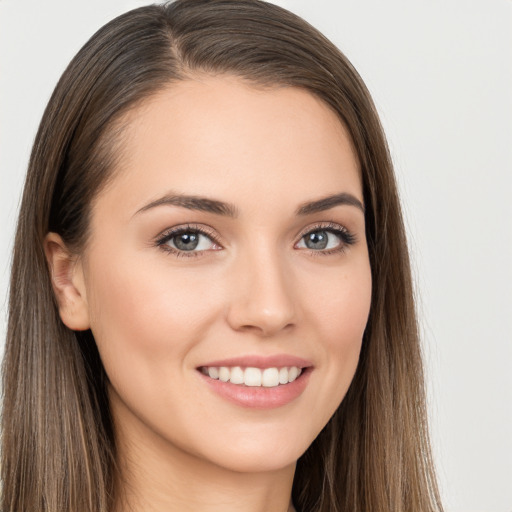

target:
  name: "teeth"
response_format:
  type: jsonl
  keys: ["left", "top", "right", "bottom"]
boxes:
{"left": 202, "top": 366, "right": 303, "bottom": 387}
{"left": 229, "top": 366, "right": 244, "bottom": 384}
{"left": 262, "top": 368, "right": 279, "bottom": 387}
{"left": 218, "top": 366, "right": 230, "bottom": 382}
{"left": 244, "top": 367, "right": 262, "bottom": 387}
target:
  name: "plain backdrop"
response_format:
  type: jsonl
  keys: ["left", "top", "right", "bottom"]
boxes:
{"left": 1, "top": 1, "right": 511, "bottom": 511}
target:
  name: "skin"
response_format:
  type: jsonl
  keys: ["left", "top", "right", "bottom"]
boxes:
{"left": 45, "top": 76, "right": 372, "bottom": 512}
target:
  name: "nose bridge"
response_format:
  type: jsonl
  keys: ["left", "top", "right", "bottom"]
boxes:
{"left": 226, "top": 236, "right": 297, "bottom": 336}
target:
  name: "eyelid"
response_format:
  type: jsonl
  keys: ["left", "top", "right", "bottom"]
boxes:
{"left": 296, "top": 221, "right": 354, "bottom": 241}
{"left": 155, "top": 223, "right": 220, "bottom": 242}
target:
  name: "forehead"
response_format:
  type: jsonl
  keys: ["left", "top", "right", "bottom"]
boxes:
{"left": 96, "top": 75, "right": 362, "bottom": 217}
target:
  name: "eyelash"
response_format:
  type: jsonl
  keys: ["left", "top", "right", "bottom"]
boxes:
{"left": 297, "top": 222, "right": 357, "bottom": 257}
{"left": 155, "top": 224, "right": 219, "bottom": 259}
{"left": 155, "top": 222, "right": 357, "bottom": 259}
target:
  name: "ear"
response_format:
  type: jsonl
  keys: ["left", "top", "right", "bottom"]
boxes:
{"left": 44, "top": 232, "right": 90, "bottom": 331}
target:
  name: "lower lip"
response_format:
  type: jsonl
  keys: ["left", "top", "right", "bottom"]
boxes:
{"left": 197, "top": 368, "right": 312, "bottom": 409}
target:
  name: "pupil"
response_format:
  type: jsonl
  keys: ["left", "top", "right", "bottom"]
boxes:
{"left": 306, "top": 231, "right": 328, "bottom": 250}
{"left": 174, "top": 232, "right": 199, "bottom": 251}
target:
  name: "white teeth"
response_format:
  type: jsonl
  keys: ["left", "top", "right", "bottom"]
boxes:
{"left": 244, "top": 367, "right": 262, "bottom": 387}
{"left": 202, "top": 366, "right": 304, "bottom": 387}
{"left": 229, "top": 366, "right": 244, "bottom": 384}
{"left": 218, "top": 366, "right": 230, "bottom": 382}
{"left": 262, "top": 368, "right": 279, "bottom": 387}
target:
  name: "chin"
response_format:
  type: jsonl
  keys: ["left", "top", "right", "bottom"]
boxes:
{"left": 207, "top": 447, "right": 300, "bottom": 475}
{"left": 190, "top": 425, "right": 314, "bottom": 474}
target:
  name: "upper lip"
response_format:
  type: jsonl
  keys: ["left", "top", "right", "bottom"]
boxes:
{"left": 197, "top": 354, "right": 313, "bottom": 369}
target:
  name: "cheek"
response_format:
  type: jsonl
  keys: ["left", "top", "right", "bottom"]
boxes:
{"left": 305, "top": 259, "right": 371, "bottom": 420}
{"left": 84, "top": 253, "right": 222, "bottom": 379}
{"left": 309, "top": 254, "right": 372, "bottom": 346}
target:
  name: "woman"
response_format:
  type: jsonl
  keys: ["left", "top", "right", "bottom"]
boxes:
{"left": 1, "top": 1, "right": 443, "bottom": 511}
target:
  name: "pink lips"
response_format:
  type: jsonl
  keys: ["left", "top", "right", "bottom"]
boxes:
{"left": 196, "top": 354, "right": 313, "bottom": 409}
{"left": 198, "top": 354, "right": 313, "bottom": 369}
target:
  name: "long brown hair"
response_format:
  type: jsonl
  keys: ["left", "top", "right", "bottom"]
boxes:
{"left": 1, "top": 1, "right": 443, "bottom": 511}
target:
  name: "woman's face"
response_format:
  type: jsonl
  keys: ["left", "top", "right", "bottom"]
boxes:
{"left": 78, "top": 76, "right": 372, "bottom": 473}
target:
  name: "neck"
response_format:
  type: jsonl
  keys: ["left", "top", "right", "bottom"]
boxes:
{"left": 112, "top": 407, "right": 296, "bottom": 512}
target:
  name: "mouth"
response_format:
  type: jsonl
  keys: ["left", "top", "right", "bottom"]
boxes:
{"left": 196, "top": 357, "right": 313, "bottom": 409}
{"left": 198, "top": 365, "right": 305, "bottom": 388}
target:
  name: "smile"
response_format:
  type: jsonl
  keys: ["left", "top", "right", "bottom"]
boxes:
{"left": 200, "top": 366, "right": 303, "bottom": 387}
{"left": 196, "top": 355, "right": 313, "bottom": 408}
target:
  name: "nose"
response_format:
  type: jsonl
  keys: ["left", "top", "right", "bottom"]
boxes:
{"left": 225, "top": 245, "right": 297, "bottom": 337}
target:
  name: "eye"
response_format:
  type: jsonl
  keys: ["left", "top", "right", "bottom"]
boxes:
{"left": 168, "top": 231, "right": 212, "bottom": 251}
{"left": 295, "top": 223, "right": 356, "bottom": 254}
{"left": 156, "top": 225, "right": 221, "bottom": 257}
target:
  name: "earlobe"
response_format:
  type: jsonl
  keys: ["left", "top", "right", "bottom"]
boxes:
{"left": 44, "top": 232, "right": 90, "bottom": 331}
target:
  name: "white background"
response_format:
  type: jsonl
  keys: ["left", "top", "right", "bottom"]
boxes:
{"left": 1, "top": 1, "right": 511, "bottom": 511}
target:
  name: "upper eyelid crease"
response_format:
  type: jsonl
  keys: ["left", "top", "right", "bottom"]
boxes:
{"left": 134, "top": 192, "right": 364, "bottom": 218}
{"left": 155, "top": 224, "right": 219, "bottom": 243}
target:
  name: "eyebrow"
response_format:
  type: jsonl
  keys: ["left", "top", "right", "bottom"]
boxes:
{"left": 296, "top": 192, "right": 365, "bottom": 215}
{"left": 134, "top": 191, "right": 364, "bottom": 218}
{"left": 135, "top": 193, "right": 240, "bottom": 217}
